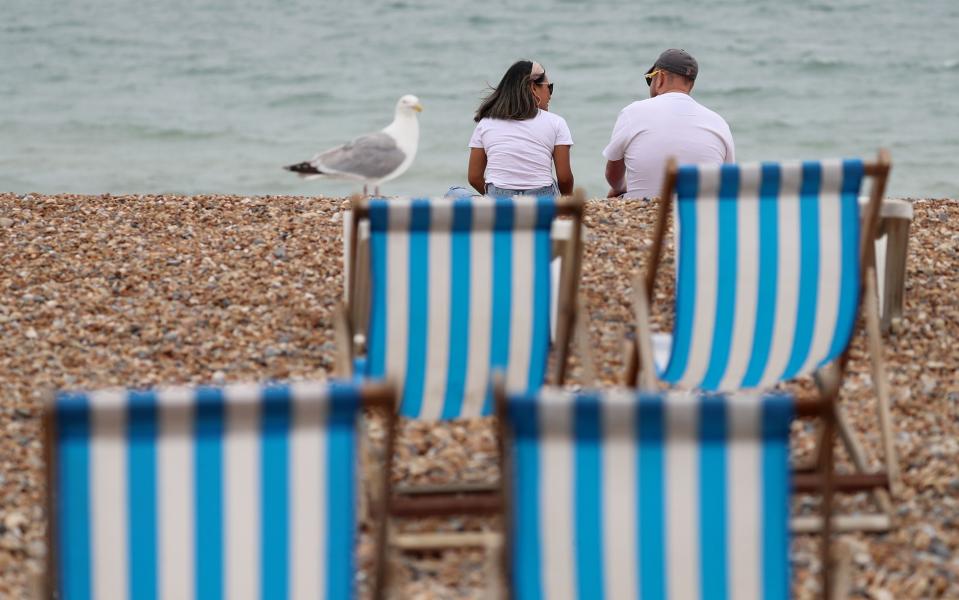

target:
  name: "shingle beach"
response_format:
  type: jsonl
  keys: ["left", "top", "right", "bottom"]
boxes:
{"left": 1, "top": 194, "right": 956, "bottom": 598}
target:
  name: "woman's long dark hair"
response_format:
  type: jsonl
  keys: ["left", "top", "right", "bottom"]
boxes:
{"left": 474, "top": 60, "right": 543, "bottom": 122}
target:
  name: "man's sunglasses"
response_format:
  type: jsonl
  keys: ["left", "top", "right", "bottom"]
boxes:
{"left": 645, "top": 69, "right": 663, "bottom": 86}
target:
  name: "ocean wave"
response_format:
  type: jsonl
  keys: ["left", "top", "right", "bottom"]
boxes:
{"left": 267, "top": 91, "right": 336, "bottom": 109}
{"left": 713, "top": 85, "right": 764, "bottom": 97}
{"left": 61, "top": 120, "right": 235, "bottom": 141}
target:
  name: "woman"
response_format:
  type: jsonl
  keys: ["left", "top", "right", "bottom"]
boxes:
{"left": 468, "top": 60, "right": 574, "bottom": 197}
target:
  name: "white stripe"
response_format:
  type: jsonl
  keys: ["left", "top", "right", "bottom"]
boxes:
{"left": 385, "top": 204, "right": 410, "bottom": 401}
{"left": 289, "top": 382, "right": 329, "bottom": 600}
{"left": 538, "top": 388, "right": 576, "bottom": 600}
{"left": 720, "top": 165, "right": 761, "bottom": 391}
{"left": 800, "top": 161, "right": 843, "bottom": 374}
{"left": 224, "top": 384, "right": 261, "bottom": 600}
{"left": 157, "top": 387, "right": 195, "bottom": 600}
{"left": 760, "top": 164, "right": 802, "bottom": 386}
{"left": 506, "top": 226, "right": 535, "bottom": 393}
{"left": 421, "top": 203, "right": 453, "bottom": 419}
{"left": 461, "top": 198, "right": 494, "bottom": 416}
{"left": 601, "top": 389, "right": 639, "bottom": 599}
{"left": 665, "top": 391, "right": 700, "bottom": 600}
{"left": 90, "top": 390, "right": 129, "bottom": 600}
{"left": 727, "top": 392, "right": 763, "bottom": 600}
{"left": 680, "top": 167, "right": 720, "bottom": 387}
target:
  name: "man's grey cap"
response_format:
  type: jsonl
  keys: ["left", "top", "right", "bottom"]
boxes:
{"left": 647, "top": 48, "right": 698, "bottom": 80}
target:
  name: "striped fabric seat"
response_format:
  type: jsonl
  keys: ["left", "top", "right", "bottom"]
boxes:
{"left": 365, "top": 196, "right": 556, "bottom": 419}
{"left": 506, "top": 388, "right": 793, "bottom": 600}
{"left": 49, "top": 381, "right": 361, "bottom": 600}
{"left": 662, "top": 159, "right": 864, "bottom": 391}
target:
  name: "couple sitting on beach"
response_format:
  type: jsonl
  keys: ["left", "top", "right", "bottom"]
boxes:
{"left": 459, "top": 49, "right": 735, "bottom": 201}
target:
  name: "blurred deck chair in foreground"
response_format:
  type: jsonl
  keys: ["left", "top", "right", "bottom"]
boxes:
{"left": 624, "top": 150, "right": 899, "bottom": 532}
{"left": 497, "top": 385, "right": 884, "bottom": 599}
{"left": 335, "top": 190, "right": 590, "bottom": 560}
{"left": 44, "top": 381, "right": 395, "bottom": 600}
{"left": 860, "top": 196, "right": 913, "bottom": 334}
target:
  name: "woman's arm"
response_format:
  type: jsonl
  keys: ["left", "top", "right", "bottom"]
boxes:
{"left": 553, "top": 145, "right": 574, "bottom": 195}
{"left": 468, "top": 148, "right": 488, "bottom": 194}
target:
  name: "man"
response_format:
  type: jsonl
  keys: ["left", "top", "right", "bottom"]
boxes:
{"left": 603, "top": 49, "right": 735, "bottom": 199}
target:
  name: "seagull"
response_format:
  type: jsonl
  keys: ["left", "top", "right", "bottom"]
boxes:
{"left": 284, "top": 94, "right": 423, "bottom": 196}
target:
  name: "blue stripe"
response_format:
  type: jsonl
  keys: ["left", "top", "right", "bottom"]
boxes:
{"left": 127, "top": 390, "right": 158, "bottom": 600}
{"left": 574, "top": 393, "right": 604, "bottom": 599}
{"left": 824, "top": 159, "right": 864, "bottom": 364}
{"left": 194, "top": 387, "right": 224, "bottom": 600}
{"left": 484, "top": 198, "right": 515, "bottom": 414}
{"left": 56, "top": 392, "right": 92, "bottom": 600}
{"left": 400, "top": 199, "right": 431, "bottom": 417}
{"left": 781, "top": 162, "right": 822, "bottom": 379}
{"left": 326, "top": 382, "right": 359, "bottom": 600}
{"left": 699, "top": 394, "right": 728, "bottom": 600}
{"left": 741, "top": 164, "right": 781, "bottom": 388}
{"left": 526, "top": 199, "right": 555, "bottom": 390}
{"left": 761, "top": 395, "right": 793, "bottom": 600}
{"left": 637, "top": 392, "right": 666, "bottom": 600}
{"left": 368, "top": 204, "right": 389, "bottom": 379}
{"left": 662, "top": 166, "right": 699, "bottom": 382}
{"left": 442, "top": 201, "right": 473, "bottom": 419}
{"left": 260, "top": 385, "right": 291, "bottom": 600}
{"left": 509, "top": 394, "right": 543, "bottom": 600}
{"left": 702, "top": 166, "right": 740, "bottom": 390}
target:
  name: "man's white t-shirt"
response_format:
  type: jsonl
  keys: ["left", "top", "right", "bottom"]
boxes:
{"left": 603, "top": 92, "right": 735, "bottom": 199}
{"left": 469, "top": 109, "right": 573, "bottom": 190}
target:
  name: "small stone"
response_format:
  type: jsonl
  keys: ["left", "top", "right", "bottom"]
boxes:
{"left": 0, "top": 217, "right": 13, "bottom": 227}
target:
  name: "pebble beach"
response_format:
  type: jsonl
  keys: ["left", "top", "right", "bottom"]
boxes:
{"left": 0, "top": 193, "right": 956, "bottom": 598}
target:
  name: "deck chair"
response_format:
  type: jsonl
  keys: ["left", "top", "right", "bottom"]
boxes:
{"left": 624, "top": 150, "right": 900, "bottom": 533}
{"left": 336, "top": 190, "right": 588, "bottom": 552}
{"left": 860, "top": 197, "right": 913, "bottom": 334}
{"left": 44, "top": 380, "right": 396, "bottom": 600}
{"left": 496, "top": 385, "right": 887, "bottom": 600}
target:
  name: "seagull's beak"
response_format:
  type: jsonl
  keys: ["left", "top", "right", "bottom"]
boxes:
{"left": 413, "top": 103, "right": 424, "bottom": 113}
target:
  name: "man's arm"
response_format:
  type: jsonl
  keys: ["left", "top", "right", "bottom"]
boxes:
{"left": 605, "top": 159, "right": 627, "bottom": 198}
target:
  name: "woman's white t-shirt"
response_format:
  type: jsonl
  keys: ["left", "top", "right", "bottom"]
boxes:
{"left": 469, "top": 109, "right": 573, "bottom": 190}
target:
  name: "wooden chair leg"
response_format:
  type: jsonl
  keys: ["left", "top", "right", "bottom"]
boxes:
{"left": 630, "top": 272, "right": 658, "bottom": 390}
{"left": 573, "top": 295, "right": 597, "bottom": 387}
{"left": 864, "top": 266, "right": 902, "bottom": 495}
{"left": 830, "top": 538, "right": 854, "bottom": 600}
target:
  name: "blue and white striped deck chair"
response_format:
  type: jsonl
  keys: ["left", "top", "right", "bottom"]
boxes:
{"left": 628, "top": 150, "right": 897, "bottom": 532}
{"left": 338, "top": 190, "right": 585, "bottom": 551}
{"left": 499, "top": 387, "right": 862, "bottom": 600}
{"left": 343, "top": 191, "right": 584, "bottom": 420}
{"left": 44, "top": 380, "right": 396, "bottom": 600}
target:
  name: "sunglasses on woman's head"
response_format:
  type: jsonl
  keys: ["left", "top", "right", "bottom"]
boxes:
{"left": 535, "top": 80, "right": 554, "bottom": 94}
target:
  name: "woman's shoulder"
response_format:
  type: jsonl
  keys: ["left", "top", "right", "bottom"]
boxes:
{"left": 534, "top": 110, "right": 571, "bottom": 132}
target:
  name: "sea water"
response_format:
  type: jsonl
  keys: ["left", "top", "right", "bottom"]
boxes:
{"left": 1, "top": 0, "right": 957, "bottom": 199}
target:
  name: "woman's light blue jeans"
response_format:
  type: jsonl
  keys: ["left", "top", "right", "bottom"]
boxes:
{"left": 485, "top": 183, "right": 559, "bottom": 198}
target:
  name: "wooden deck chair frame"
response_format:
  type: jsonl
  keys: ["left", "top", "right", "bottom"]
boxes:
{"left": 42, "top": 382, "right": 398, "bottom": 600}
{"left": 334, "top": 190, "right": 589, "bottom": 558}
{"left": 493, "top": 380, "right": 888, "bottom": 600}
{"left": 623, "top": 149, "right": 900, "bottom": 534}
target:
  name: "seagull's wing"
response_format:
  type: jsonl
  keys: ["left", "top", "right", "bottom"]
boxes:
{"left": 311, "top": 132, "right": 406, "bottom": 179}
